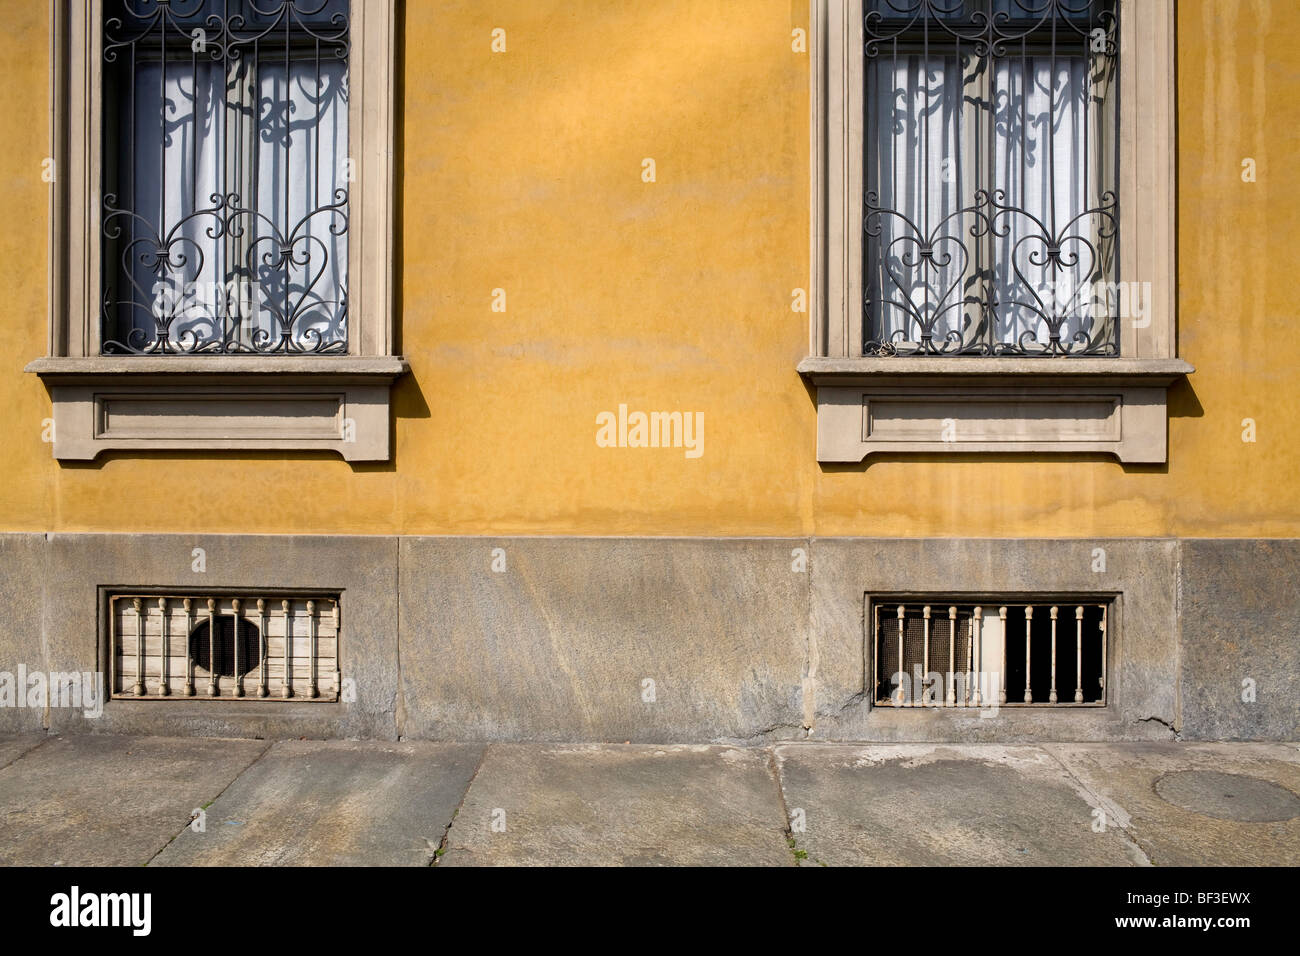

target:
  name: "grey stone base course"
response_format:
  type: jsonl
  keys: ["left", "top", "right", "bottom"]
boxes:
{"left": 1178, "top": 540, "right": 1300, "bottom": 741}
{"left": 0, "top": 534, "right": 1294, "bottom": 741}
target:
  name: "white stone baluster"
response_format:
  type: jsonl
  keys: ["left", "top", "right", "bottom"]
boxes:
{"left": 307, "top": 600, "right": 319, "bottom": 699}
{"left": 1099, "top": 605, "right": 1108, "bottom": 700}
{"left": 132, "top": 598, "right": 145, "bottom": 696}
{"left": 257, "top": 599, "right": 268, "bottom": 698}
{"left": 1049, "top": 606, "right": 1059, "bottom": 704}
{"left": 158, "top": 597, "right": 169, "bottom": 696}
{"left": 207, "top": 598, "right": 218, "bottom": 697}
{"left": 895, "top": 605, "right": 905, "bottom": 707}
{"left": 921, "top": 605, "right": 931, "bottom": 706}
{"left": 282, "top": 600, "right": 294, "bottom": 699}
{"left": 232, "top": 599, "right": 244, "bottom": 698}
{"left": 1023, "top": 606, "right": 1033, "bottom": 704}
{"left": 1075, "top": 606, "right": 1085, "bottom": 703}
{"left": 182, "top": 598, "right": 194, "bottom": 696}
{"left": 998, "top": 606, "right": 1008, "bottom": 705}
{"left": 946, "top": 606, "right": 957, "bottom": 706}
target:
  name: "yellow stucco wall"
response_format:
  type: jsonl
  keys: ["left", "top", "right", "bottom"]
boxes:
{"left": 0, "top": 0, "right": 1295, "bottom": 537}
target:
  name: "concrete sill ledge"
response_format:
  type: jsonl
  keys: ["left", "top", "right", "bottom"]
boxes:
{"left": 798, "top": 357, "right": 1193, "bottom": 465}
{"left": 797, "top": 356, "right": 1194, "bottom": 386}
{"left": 26, "top": 355, "right": 410, "bottom": 383}
{"left": 27, "top": 356, "right": 409, "bottom": 463}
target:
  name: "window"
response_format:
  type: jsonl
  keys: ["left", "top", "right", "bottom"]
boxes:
{"left": 101, "top": 0, "right": 350, "bottom": 356}
{"left": 803, "top": 0, "right": 1189, "bottom": 463}
{"left": 871, "top": 599, "right": 1108, "bottom": 709}
{"left": 33, "top": 0, "right": 403, "bottom": 461}
{"left": 110, "top": 591, "right": 341, "bottom": 701}
{"left": 864, "top": 0, "right": 1117, "bottom": 357}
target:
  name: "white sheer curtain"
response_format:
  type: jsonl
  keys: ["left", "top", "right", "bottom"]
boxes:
{"left": 117, "top": 53, "right": 347, "bottom": 352}
{"left": 869, "top": 54, "right": 973, "bottom": 351}
{"left": 993, "top": 55, "right": 1101, "bottom": 351}
{"left": 867, "top": 42, "right": 1114, "bottom": 353}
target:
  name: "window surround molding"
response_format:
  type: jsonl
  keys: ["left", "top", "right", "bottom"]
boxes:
{"left": 32, "top": 0, "right": 405, "bottom": 462}
{"left": 802, "top": 0, "right": 1192, "bottom": 464}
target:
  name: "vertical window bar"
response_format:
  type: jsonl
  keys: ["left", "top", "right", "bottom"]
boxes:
{"left": 332, "top": 600, "right": 341, "bottom": 696}
{"left": 895, "top": 604, "right": 905, "bottom": 706}
{"left": 307, "top": 600, "right": 319, "bottom": 699}
{"left": 921, "top": 605, "right": 931, "bottom": 707}
{"left": 946, "top": 606, "right": 957, "bottom": 706}
{"left": 158, "top": 597, "right": 170, "bottom": 696}
{"left": 998, "top": 605, "right": 1008, "bottom": 705}
{"left": 1075, "top": 605, "right": 1085, "bottom": 703}
{"left": 1099, "top": 603, "right": 1108, "bottom": 701}
{"left": 257, "top": 598, "right": 269, "bottom": 698}
{"left": 232, "top": 598, "right": 244, "bottom": 698}
{"left": 109, "top": 597, "right": 118, "bottom": 697}
{"left": 183, "top": 598, "right": 195, "bottom": 696}
{"left": 1023, "top": 605, "right": 1033, "bottom": 704}
{"left": 281, "top": 599, "right": 293, "bottom": 699}
{"left": 207, "top": 598, "right": 219, "bottom": 697}
{"left": 872, "top": 602, "right": 880, "bottom": 705}
{"left": 1049, "top": 605, "right": 1059, "bottom": 704}
{"left": 132, "top": 598, "right": 145, "bottom": 697}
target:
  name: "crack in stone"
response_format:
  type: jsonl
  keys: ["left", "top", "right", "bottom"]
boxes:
{"left": 1139, "top": 715, "right": 1180, "bottom": 738}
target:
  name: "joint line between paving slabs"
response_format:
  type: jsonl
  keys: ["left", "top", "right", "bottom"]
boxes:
{"left": 0, "top": 734, "right": 52, "bottom": 772}
{"left": 143, "top": 738, "right": 276, "bottom": 867}
{"left": 766, "top": 747, "right": 803, "bottom": 867}
{"left": 1040, "top": 744, "right": 1153, "bottom": 866}
{"left": 431, "top": 744, "right": 489, "bottom": 866}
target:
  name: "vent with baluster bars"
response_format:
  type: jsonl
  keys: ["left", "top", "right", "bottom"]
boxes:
{"left": 110, "top": 593, "right": 340, "bottom": 701}
{"left": 872, "top": 600, "right": 1107, "bottom": 707}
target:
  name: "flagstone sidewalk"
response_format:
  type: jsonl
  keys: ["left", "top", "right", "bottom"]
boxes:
{"left": 0, "top": 734, "right": 1296, "bottom": 866}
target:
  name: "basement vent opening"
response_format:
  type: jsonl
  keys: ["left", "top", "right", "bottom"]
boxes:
{"left": 110, "top": 593, "right": 340, "bottom": 701}
{"left": 871, "top": 600, "right": 1108, "bottom": 709}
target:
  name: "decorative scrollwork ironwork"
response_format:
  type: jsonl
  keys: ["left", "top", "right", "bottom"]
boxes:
{"left": 863, "top": 0, "right": 1120, "bottom": 357}
{"left": 101, "top": 0, "right": 350, "bottom": 355}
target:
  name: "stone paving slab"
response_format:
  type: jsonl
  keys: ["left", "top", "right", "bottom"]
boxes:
{"left": 0, "top": 735, "right": 269, "bottom": 866}
{"left": 438, "top": 744, "right": 793, "bottom": 866}
{"left": 774, "top": 743, "right": 1149, "bottom": 866}
{"left": 1044, "top": 742, "right": 1300, "bottom": 866}
{"left": 152, "top": 740, "right": 484, "bottom": 867}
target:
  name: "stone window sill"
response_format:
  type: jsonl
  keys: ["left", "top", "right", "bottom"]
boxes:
{"left": 797, "top": 357, "right": 1194, "bottom": 464}
{"left": 27, "top": 356, "right": 409, "bottom": 462}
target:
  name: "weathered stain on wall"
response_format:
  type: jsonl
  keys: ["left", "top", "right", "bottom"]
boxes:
{"left": 0, "top": 0, "right": 1295, "bottom": 537}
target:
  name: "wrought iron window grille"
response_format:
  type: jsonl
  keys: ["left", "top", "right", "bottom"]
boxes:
{"left": 100, "top": 0, "right": 350, "bottom": 356}
{"left": 863, "top": 0, "right": 1120, "bottom": 357}
{"left": 109, "top": 592, "right": 341, "bottom": 701}
{"left": 871, "top": 599, "right": 1108, "bottom": 708}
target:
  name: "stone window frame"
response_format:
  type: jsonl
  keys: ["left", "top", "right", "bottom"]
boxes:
{"left": 31, "top": 0, "right": 405, "bottom": 462}
{"left": 802, "top": 0, "right": 1191, "bottom": 464}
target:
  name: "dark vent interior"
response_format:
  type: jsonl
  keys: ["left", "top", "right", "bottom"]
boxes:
{"left": 190, "top": 614, "right": 262, "bottom": 679}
